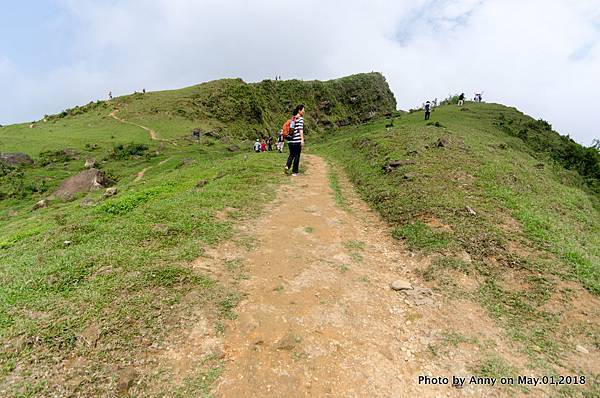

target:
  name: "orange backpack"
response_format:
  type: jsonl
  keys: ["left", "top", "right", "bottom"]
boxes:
{"left": 281, "top": 116, "right": 296, "bottom": 139}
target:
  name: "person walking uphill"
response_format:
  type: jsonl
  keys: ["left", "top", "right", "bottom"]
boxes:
{"left": 424, "top": 101, "right": 431, "bottom": 120}
{"left": 285, "top": 104, "right": 305, "bottom": 176}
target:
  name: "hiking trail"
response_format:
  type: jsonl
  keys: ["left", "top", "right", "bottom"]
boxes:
{"left": 133, "top": 157, "right": 172, "bottom": 182}
{"left": 109, "top": 109, "right": 159, "bottom": 140}
{"left": 171, "top": 154, "right": 532, "bottom": 397}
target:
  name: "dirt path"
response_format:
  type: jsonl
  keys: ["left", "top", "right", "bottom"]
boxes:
{"left": 108, "top": 108, "right": 159, "bottom": 140}
{"left": 204, "top": 155, "right": 529, "bottom": 397}
{"left": 133, "top": 157, "right": 172, "bottom": 182}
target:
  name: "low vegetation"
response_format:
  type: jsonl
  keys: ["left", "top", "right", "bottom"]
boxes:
{"left": 1, "top": 73, "right": 598, "bottom": 396}
{"left": 316, "top": 101, "right": 599, "bottom": 395}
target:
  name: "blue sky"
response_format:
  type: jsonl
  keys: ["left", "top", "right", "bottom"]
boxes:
{"left": 1, "top": 0, "right": 599, "bottom": 145}
{"left": 2, "top": 2, "right": 72, "bottom": 74}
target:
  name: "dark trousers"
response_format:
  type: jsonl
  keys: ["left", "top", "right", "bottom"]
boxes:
{"left": 424, "top": 111, "right": 430, "bottom": 120}
{"left": 286, "top": 143, "right": 302, "bottom": 173}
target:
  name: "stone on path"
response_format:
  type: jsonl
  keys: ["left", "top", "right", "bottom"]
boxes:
{"left": 390, "top": 279, "right": 413, "bottom": 291}
{"left": 576, "top": 345, "right": 589, "bottom": 354}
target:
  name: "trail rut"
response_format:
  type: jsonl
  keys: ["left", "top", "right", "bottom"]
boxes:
{"left": 204, "top": 155, "right": 530, "bottom": 397}
{"left": 108, "top": 108, "right": 159, "bottom": 140}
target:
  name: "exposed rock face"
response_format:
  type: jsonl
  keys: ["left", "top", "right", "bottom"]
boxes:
{"left": 436, "top": 137, "right": 450, "bottom": 148}
{"left": 53, "top": 168, "right": 109, "bottom": 201}
{"left": 84, "top": 158, "right": 96, "bottom": 168}
{"left": 32, "top": 199, "right": 49, "bottom": 211}
{"left": 103, "top": 187, "right": 118, "bottom": 198}
{"left": 0, "top": 153, "right": 33, "bottom": 167}
{"left": 383, "top": 159, "right": 416, "bottom": 173}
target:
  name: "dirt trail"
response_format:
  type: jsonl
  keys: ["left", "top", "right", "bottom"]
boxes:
{"left": 133, "top": 157, "right": 172, "bottom": 182}
{"left": 204, "top": 155, "right": 528, "bottom": 397}
{"left": 108, "top": 108, "right": 159, "bottom": 140}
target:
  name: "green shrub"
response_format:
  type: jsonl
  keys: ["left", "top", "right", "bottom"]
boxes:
{"left": 109, "top": 143, "right": 149, "bottom": 160}
{"left": 38, "top": 149, "right": 76, "bottom": 166}
{"left": 496, "top": 117, "right": 600, "bottom": 192}
{"left": 0, "top": 169, "right": 48, "bottom": 199}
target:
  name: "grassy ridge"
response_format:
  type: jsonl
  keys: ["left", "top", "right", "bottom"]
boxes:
{"left": 118, "top": 72, "right": 397, "bottom": 139}
{"left": 0, "top": 72, "right": 398, "bottom": 395}
{"left": 0, "top": 139, "right": 288, "bottom": 396}
{"left": 0, "top": 73, "right": 397, "bottom": 155}
{"left": 316, "top": 102, "right": 599, "bottom": 382}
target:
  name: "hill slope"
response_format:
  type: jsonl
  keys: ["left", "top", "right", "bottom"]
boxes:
{"left": 316, "top": 101, "right": 599, "bottom": 394}
{"left": 0, "top": 72, "right": 396, "bottom": 154}
{"left": 0, "top": 74, "right": 598, "bottom": 396}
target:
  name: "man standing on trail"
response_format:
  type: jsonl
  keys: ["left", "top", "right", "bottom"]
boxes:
{"left": 108, "top": 91, "right": 112, "bottom": 100}
{"left": 458, "top": 93, "right": 465, "bottom": 106}
{"left": 285, "top": 104, "right": 305, "bottom": 176}
{"left": 424, "top": 101, "right": 431, "bottom": 120}
{"left": 254, "top": 139, "right": 261, "bottom": 153}
{"left": 267, "top": 135, "right": 273, "bottom": 152}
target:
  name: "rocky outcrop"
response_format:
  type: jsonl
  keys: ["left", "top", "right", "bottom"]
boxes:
{"left": 0, "top": 153, "right": 33, "bottom": 167}
{"left": 53, "top": 168, "right": 110, "bottom": 201}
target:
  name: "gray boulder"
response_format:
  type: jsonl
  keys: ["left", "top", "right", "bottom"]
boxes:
{"left": 53, "top": 168, "right": 109, "bottom": 201}
{"left": 0, "top": 153, "right": 33, "bottom": 167}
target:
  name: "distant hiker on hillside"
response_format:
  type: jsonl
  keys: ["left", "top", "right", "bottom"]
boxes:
{"left": 260, "top": 139, "right": 267, "bottom": 152}
{"left": 254, "top": 139, "right": 261, "bottom": 153}
{"left": 267, "top": 136, "right": 273, "bottom": 152}
{"left": 277, "top": 130, "right": 284, "bottom": 153}
{"left": 424, "top": 101, "right": 431, "bottom": 120}
{"left": 108, "top": 91, "right": 112, "bottom": 100}
{"left": 433, "top": 98, "right": 438, "bottom": 107}
{"left": 458, "top": 93, "right": 465, "bottom": 106}
{"left": 285, "top": 104, "right": 305, "bottom": 176}
{"left": 474, "top": 92, "right": 482, "bottom": 103}
{"left": 142, "top": 88, "right": 146, "bottom": 94}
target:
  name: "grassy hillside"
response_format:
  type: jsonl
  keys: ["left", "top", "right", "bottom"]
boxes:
{"left": 0, "top": 72, "right": 396, "bottom": 396}
{"left": 0, "top": 72, "right": 396, "bottom": 154}
{"left": 1, "top": 72, "right": 598, "bottom": 396}
{"left": 316, "top": 102, "right": 599, "bottom": 393}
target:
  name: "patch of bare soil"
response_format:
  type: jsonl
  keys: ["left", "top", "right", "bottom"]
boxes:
{"left": 205, "top": 155, "right": 536, "bottom": 397}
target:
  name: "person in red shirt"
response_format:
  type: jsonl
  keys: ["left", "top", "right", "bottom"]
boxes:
{"left": 260, "top": 139, "right": 267, "bottom": 152}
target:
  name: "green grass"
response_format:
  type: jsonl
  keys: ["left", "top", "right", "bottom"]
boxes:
{"left": 2, "top": 73, "right": 598, "bottom": 396}
{"left": 0, "top": 140, "right": 286, "bottom": 396}
{"left": 315, "top": 102, "right": 599, "bottom": 385}
{"left": 327, "top": 164, "right": 349, "bottom": 211}
{"left": 392, "top": 222, "right": 451, "bottom": 251}
{"left": 0, "top": 110, "right": 152, "bottom": 154}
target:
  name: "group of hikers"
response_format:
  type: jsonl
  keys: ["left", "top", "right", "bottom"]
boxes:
{"left": 253, "top": 134, "right": 285, "bottom": 153}
{"left": 253, "top": 104, "right": 305, "bottom": 177}
{"left": 423, "top": 92, "right": 484, "bottom": 120}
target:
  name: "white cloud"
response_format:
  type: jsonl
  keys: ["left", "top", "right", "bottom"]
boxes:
{"left": 1, "top": 0, "right": 599, "bottom": 144}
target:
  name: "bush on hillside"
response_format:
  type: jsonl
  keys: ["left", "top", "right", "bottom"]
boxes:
{"left": 496, "top": 117, "right": 600, "bottom": 192}
{"left": 441, "top": 94, "right": 460, "bottom": 105}
{"left": 38, "top": 149, "right": 78, "bottom": 166}
{"left": 47, "top": 100, "right": 108, "bottom": 121}
{"left": 0, "top": 168, "right": 48, "bottom": 200}
{"left": 109, "top": 143, "right": 149, "bottom": 160}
